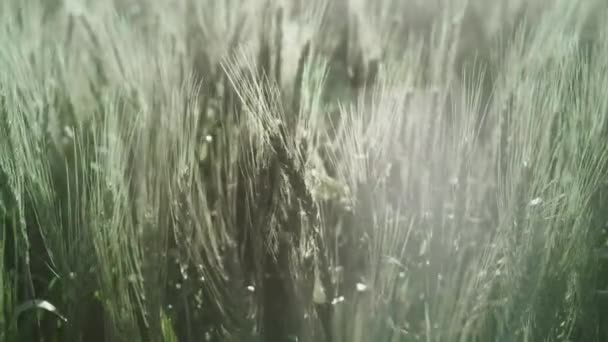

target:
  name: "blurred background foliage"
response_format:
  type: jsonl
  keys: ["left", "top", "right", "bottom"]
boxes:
{"left": 1, "top": 0, "right": 608, "bottom": 341}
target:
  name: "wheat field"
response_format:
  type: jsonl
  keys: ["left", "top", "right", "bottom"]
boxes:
{"left": 1, "top": 0, "right": 608, "bottom": 341}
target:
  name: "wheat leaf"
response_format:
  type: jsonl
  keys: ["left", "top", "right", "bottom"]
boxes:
{"left": 15, "top": 299, "right": 68, "bottom": 323}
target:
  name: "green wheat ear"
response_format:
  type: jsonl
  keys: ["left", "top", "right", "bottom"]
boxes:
{"left": 160, "top": 309, "right": 178, "bottom": 342}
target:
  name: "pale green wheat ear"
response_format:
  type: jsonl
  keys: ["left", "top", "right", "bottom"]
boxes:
{"left": 14, "top": 299, "right": 67, "bottom": 323}
{"left": 160, "top": 309, "right": 178, "bottom": 342}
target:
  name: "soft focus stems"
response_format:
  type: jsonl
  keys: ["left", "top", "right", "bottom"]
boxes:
{"left": 262, "top": 99, "right": 335, "bottom": 340}
{"left": 292, "top": 42, "right": 311, "bottom": 122}
{"left": 262, "top": 225, "right": 304, "bottom": 342}
{"left": 293, "top": 37, "right": 334, "bottom": 342}
{"left": 274, "top": 8, "right": 283, "bottom": 88}
{"left": 271, "top": 129, "right": 335, "bottom": 342}
{"left": 498, "top": 91, "right": 513, "bottom": 185}
{"left": 255, "top": 7, "right": 306, "bottom": 340}
{"left": 252, "top": 5, "right": 335, "bottom": 339}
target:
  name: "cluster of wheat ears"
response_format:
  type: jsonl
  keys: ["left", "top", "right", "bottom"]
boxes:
{"left": 1, "top": 0, "right": 608, "bottom": 341}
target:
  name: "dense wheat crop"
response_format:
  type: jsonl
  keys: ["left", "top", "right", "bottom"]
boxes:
{"left": 1, "top": 0, "right": 608, "bottom": 341}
